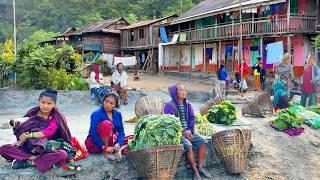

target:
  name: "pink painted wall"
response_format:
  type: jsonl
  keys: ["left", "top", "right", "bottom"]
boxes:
{"left": 275, "top": 35, "right": 305, "bottom": 66}
{"left": 298, "top": 0, "right": 307, "bottom": 15}
{"left": 292, "top": 36, "right": 305, "bottom": 66}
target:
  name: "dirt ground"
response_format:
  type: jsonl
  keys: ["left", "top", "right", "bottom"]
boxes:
{"left": 103, "top": 72, "right": 213, "bottom": 92}
{"left": 0, "top": 74, "right": 320, "bottom": 179}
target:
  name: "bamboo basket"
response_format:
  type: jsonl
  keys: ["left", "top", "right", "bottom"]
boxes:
{"left": 128, "top": 145, "right": 184, "bottom": 180}
{"left": 211, "top": 128, "right": 251, "bottom": 174}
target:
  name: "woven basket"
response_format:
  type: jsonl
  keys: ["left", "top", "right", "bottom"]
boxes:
{"left": 199, "top": 95, "right": 222, "bottom": 116}
{"left": 211, "top": 128, "right": 251, "bottom": 174}
{"left": 135, "top": 96, "right": 164, "bottom": 118}
{"left": 242, "top": 92, "right": 273, "bottom": 118}
{"left": 128, "top": 145, "right": 184, "bottom": 180}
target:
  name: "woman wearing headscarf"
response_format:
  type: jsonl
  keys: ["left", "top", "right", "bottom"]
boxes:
{"left": 275, "top": 53, "right": 295, "bottom": 91}
{"left": 89, "top": 64, "right": 107, "bottom": 104}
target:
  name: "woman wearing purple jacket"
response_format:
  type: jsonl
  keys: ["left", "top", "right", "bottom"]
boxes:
{"left": 164, "top": 84, "right": 210, "bottom": 180}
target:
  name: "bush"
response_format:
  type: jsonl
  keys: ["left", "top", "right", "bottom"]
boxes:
{"left": 67, "top": 76, "right": 89, "bottom": 90}
{"left": 48, "top": 69, "right": 72, "bottom": 90}
{"left": 18, "top": 45, "right": 57, "bottom": 89}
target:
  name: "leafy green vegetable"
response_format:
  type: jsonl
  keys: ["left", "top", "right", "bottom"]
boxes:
{"left": 195, "top": 113, "right": 216, "bottom": 137}
{"left": 128, "top": 114, "right": 182, "bottom": 151}
{"left": 207, "top": 101, "right": 237, "bottom": 125}
{"left": 272, "top": 109, "right": 305, "bottom": 129}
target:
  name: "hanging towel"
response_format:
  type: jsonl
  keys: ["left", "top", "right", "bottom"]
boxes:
{"left": 113, "top": 56, "right": 137, "bottom": 66}
{"left": 266, "top": 41, "right": 284, "bottom": 64}
{"left": 251, "top": 51, "right": 260, "bottom": 67}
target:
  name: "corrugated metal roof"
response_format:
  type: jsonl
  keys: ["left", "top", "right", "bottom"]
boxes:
{"left": 118, "top": 15, "right": 178, "bottom": 30}
{"left": 70, "top": 17, "right": 124, "bottom": 35}
{"left": 172, "top": 0, "right": 286, "bottom": 24}
{"left": 55, "top": 27, "right": 77, "bottom": 38}
{"left": 118, "top": 19, "right": 160, "bottom": 30}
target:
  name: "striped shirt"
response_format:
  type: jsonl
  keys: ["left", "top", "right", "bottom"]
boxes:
{"left": 178, "top": 104, "right": 188, "bottom": 130}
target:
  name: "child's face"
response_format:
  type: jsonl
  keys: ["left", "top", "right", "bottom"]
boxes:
{"left": 259, "top": 64, "right": 263, "bottom": 68}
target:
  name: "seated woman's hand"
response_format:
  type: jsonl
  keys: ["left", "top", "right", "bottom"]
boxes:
{"left": 114, "top": 144, "right": 121, "bottom": 153}
{"left": 182, "top": 130, "right": 193, "bottom": 141}
{"left": 19, "top": 132, "right": 29, "bottom": 141}
{"left": 104, "top": 147, "right": 115, "bottom": 153}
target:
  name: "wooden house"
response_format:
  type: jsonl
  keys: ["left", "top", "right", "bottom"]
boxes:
{"left": 119, "top": 15, "right": 178, "bottom": 71}
{"left": 159, "top": 0, "right": 319, "bottom": 78}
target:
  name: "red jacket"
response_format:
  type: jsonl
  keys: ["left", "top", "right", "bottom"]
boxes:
{"left": 238, "top": 63, "right": 249, "bottom": 75}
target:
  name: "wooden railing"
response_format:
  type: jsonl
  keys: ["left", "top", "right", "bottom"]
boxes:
{"left": 168, "top": 16, "right": 317, "bottom": 42}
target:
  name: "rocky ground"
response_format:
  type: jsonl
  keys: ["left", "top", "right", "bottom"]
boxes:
{"left": 0, "top": 74, "right": 319, "bottom": 179}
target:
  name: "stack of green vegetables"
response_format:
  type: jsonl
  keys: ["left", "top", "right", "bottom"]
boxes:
{"left": 307, "top": 106, "right": 320, "bottom": 115}
{"left": 207, "top": 101, "right": 237, "bottom": 125}
{"left": 273, "top": 109, "right": 304, "bottom": 129}
{"left": 128, "top": 115, "right": 182, "bottom": 151}
{"left": 195, "top": 114, "right": 216, "bottom": 137}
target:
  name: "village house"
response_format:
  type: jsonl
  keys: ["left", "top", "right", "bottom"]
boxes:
{"left": 159, "top": 0, "right": 319, "bottom": 78}
{"left": 46, "top": 18, "right": 129, "bottom": 63}
{"left": 119, "top": 15, "right": 177, "bottom": 71}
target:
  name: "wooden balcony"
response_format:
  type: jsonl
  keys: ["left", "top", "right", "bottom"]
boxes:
{"left": 168, "top": 16, "right": 317, "bottom": 42}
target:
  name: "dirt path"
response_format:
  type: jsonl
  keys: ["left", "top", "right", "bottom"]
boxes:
{"left": 0, "top": 75, "right": 320, "bottom": 179}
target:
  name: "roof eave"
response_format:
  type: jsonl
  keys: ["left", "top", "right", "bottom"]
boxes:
{"left": 169, "top": 0, "right": 286, "bottom": 25}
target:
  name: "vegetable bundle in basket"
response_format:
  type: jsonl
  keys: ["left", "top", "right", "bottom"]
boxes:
{"left": 128, "top": 115, "right": 184, "bottom": 179}
{"left": 128, "top": 114, "right": 182, "bottom": 151}
{"left": 207, "top": 101, "right": 237, "bottom": 125}
{"left": 195, "top": 114, "right": 216, "bottom": 137}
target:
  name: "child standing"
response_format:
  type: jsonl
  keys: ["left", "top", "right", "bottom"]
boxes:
{"left": 259, "top": 63, "right": 266, "bottom": 91}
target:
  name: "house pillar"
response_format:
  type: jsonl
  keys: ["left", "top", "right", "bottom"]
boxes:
{"left": 218, "top": 40, "right": 222, "bottom": 70}
{"left": 260, "top": 37, "right": 263, "bottom": 61}
{"left": 203, "top": 42, "right": 206, "bottom": 72}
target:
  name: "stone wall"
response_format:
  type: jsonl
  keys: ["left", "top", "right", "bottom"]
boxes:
{"left": 0, "top": 140, "right": 223, "bottom": 180}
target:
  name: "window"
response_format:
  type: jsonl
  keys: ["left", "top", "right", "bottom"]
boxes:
{"left": 130, "top": 30, "right": 134, "bottom": 41}
{"left": 290, "top": 0, "right": 298, "bottom": 15}
{"left": 139, "top": 29, "right": 145, "bottom": 39}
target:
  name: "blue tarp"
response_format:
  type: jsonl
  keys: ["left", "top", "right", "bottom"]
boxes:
{"left": 160, "top": 26, "right": 168, "bottom": 43}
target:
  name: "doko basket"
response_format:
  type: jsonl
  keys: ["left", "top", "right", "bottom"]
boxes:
{"left": 128, "top": 145, "right": 184, "bottom": 180}
{"left": 211, "top": 128, "right": 252, "bottom": 174}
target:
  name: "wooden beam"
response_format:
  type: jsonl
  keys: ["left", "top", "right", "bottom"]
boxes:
{"left": 179, "top": 44, "right": 181, "bottom": 80}
{"left": 287, "top": 36, "right": 291, "bottom": 57}
{"left": 218, "top": 40, "right": 222, "bottom": 70}
{"left": 189, "top": 43, "right": 192, "bottom": 77}
{"left": 260, "top": 37, "right": 263, "bottom": 60}
{"left": 203, "top": 42, "right": 206, "bottom": 72}
{"left": 287, "top": 0, "right": 291, "bottom": 32}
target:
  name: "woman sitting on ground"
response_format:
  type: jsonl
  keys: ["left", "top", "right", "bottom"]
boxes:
{"left": 85, "top": 92, "right": 128, "bottom": 161}
{"left": 89, "top": 64, "right": 106, "bottom": 104}
{"left": 273, "top": 75, "right": 290, "bottom": 112}
{"left": 233, "top": 72, "right": 248, "bottom": 93}
{"left": 0, "top": 89, "right": 72, "bottom": 173}
{"left": 164, "top": 84, "right": 211, "bottom": 180}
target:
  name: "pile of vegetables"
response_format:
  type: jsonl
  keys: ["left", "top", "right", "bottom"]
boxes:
{"left": 307, "top": 106, "right": 320, "bottom": 115}
{"left": 272, "top": 109, "right": 304, "bottom": 129}
{"left": 207, "top": 101, "right": 237, "bottom": 125}
{"left": 195, "top": 114, "right": 216, "bottom": 137}
{"left": 128, "top": 115, "right": 182, "bottom": 151}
